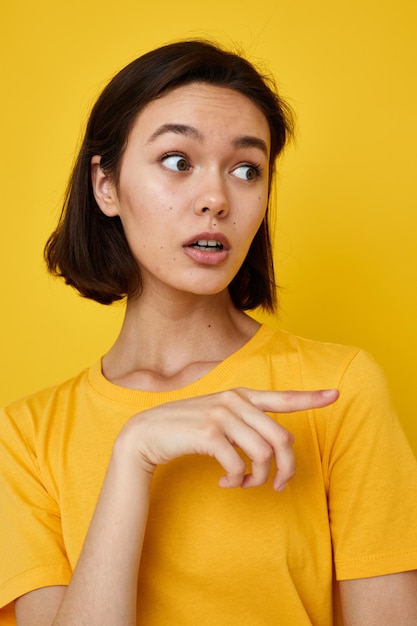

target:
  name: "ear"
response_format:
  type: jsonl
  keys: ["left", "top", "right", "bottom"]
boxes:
{"left": 91, "top": 155, "right": 120, "bottom": 217}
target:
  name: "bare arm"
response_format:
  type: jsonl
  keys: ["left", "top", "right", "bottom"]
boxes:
{"left": 339, "top": 571, "right": 417, "bottom": 625}
{"left": 15, "top": 587, "right": 66, "bottom": 626}
{"left": 16, "top": 445, "right": 152, "bottom": 626}
{"left": 15, "top": 387, "right": 338, "bottom": 626}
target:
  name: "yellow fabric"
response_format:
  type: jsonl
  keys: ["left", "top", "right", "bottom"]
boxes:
{"left": 1, "top": 326, "right": 417, "bottom": 625}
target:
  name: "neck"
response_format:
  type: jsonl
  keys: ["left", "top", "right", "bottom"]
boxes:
{"left": 101, "top": 290, "right": 260, "bottom": 390}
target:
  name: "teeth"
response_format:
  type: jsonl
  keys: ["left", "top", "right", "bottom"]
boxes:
{"left": 192, "top": 239, "right": 223, "bottom": 250}
{"left": 198, "top": 239, "right": 219, "bottom": 247}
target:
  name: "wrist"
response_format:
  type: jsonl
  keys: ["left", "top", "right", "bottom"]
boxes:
{"left": 112, "top": 425, "right": 157, "bottom": 481}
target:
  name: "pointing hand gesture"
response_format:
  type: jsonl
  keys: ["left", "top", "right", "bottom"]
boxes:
{"left": 117, "top": 387, "right": 338, "bottom": 491}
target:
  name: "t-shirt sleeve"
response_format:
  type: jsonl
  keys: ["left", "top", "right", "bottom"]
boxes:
{"left": 0, "top": 402, "right": 72, "bottom": 611}
{"left": 324, "top": 349, "right": 417, "bottom": 580}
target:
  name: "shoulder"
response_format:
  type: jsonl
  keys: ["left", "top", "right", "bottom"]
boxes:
{"left": 258, "top": 325, "right": 375, "bottom": 390}
{"left": 0, "top": 366, "right": 93, "bottom": 434}
{"left": 259, "top": 324, "right": 360, "bottom": 361}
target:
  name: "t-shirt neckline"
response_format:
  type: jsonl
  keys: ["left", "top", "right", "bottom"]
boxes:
{"left": 88, "top": 324, "right": 275, "bottom": 406}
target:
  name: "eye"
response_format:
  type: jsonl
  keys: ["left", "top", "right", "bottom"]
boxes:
{"left": 161, "top": 154, "right": 190, "bottom": 172}
{"left": 232, "top": 164, "right": 262, "bottom": 181}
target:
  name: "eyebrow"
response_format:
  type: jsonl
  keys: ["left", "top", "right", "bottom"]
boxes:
{"left": 147, "top": 123, "right": 269, "bottom": 157}
{"left": 147, "top": 123, "right": 203, "bottom": 143}
{"left": 231, "top": 136, "right": 269, "bottom": 157}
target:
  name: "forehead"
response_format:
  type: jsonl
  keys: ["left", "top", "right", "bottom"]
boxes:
{"left": 130, "top": 83, "right": 271, "bottom": 149}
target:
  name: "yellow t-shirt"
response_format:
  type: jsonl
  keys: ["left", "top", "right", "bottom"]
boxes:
{"left": 1, "top": 326, "right": 417, "bottom": 625}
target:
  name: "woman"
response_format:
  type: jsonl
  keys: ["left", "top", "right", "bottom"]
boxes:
{"left": 1, "top": 40, "right": 417, "bottom": 625}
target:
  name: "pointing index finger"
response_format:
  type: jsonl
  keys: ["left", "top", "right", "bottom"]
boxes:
{"left": 244, "top": 388, "right": 339, "bottom": 414}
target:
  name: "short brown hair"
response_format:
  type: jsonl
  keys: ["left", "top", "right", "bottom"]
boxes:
{"left": 45, "top": 40, "right": 294, "bottom": 310}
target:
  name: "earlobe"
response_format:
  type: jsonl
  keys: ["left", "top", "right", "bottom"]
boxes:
{"left": 91, "top": 155, "right": 120, "bottom": 217}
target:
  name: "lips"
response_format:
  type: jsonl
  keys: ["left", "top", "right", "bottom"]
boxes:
{"left": 182, "top": 232, "right": 230, "bottom": 265}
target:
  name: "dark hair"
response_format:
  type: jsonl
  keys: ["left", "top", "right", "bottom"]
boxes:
{"left": 45, "top": 40, "right": 294, "bottom": 311}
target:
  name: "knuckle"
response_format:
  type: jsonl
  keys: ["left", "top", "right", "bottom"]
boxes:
{"left": 210, "top": 404, "right": 232, "bottom": 426}
{"left": 280, "top": 390, "right": 296, "bottom": 409}
{"left": 203, "top": 421, "right": 222, "bottom": 443}
{"left": 275, "top": 426, "right": 294, "bottom": 447}
{"left": 282, "top": 430, "right": 295, "bottom": 446}
{"left": 255, "top": 443, "right": 273, "bottom": 465}
{"left": 286, "top": 429, "right": 295, "bottom": 444}
{"left": 220, "top": 388, "right": 242, "bottom": 404}
{"left": 210, "top": 388, "right": 246, "bottom": 423}
{"left": 231, "top": 457, "right": 246, "bottom": 475}
{"left": 233, "top": 386, "right": 249, "bottom": 395}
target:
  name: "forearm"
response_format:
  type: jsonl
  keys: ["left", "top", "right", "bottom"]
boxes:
{"left": 53, "top": 440, "right": 152, "bottom": 626}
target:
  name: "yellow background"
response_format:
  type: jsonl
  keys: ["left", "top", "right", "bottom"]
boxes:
{"left": 1, "top": 0, "right": 416, "bottom": 453}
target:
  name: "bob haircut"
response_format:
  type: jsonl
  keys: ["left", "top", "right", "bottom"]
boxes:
{"left": 45, "top": 40, "right": 294, "bottom": 311}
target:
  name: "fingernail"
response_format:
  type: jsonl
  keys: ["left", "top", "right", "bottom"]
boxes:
{"left": 322, "top": 389, "right": 338, "bottom": 398}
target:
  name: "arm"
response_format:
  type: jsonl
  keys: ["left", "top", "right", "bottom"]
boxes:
{"left": 339, "top": 571, "right": 417, "bottom": 625}
{"left": 15, "top": 387, "right": 338, "bottom": 626}
{"left": 16, "top": 445, "right": 152, "bottom": 626}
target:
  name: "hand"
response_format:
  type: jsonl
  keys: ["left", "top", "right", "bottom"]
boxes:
{"left": 116, "top": 387, "right": 338, "bottom": 492}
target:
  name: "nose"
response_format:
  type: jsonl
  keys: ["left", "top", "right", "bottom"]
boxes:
{"left": 193, "top": 173, "right": 229, "bottom": 219}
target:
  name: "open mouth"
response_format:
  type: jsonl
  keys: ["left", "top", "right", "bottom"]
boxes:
{"left": 189, "top": 239, "right": 224, "bottom": 251}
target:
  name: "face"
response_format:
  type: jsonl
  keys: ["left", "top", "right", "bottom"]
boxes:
{"left": 92, "top": 83, "right": 271, "bottom": 301}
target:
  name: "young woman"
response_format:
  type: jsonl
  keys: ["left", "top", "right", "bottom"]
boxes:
{"left": 1, "top": 40, "right": 417, "bottom": 626}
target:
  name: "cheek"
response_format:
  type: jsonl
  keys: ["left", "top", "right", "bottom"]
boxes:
{"left": 121, "top": 182, "right": 179, "bottom": 222}
{"left": 245, "top": 211, "right": 268, "bottom": 248}
{"left": 249, "top": 197, "right": 268, "bottom": 231}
